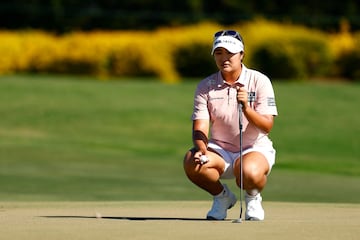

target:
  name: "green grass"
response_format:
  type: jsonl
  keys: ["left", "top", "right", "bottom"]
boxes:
{"left": 272, "top": 82, "right": 359, "bottom": 175}
{"left": 0, "top": 75, "right": 359, "bottom": 203}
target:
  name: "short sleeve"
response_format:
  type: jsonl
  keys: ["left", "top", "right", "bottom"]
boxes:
{"left": 254, "top": 76, "right": 278, "bottom": 116}
{"left": 191, "top": 82, "right": 210, "bottom": 120}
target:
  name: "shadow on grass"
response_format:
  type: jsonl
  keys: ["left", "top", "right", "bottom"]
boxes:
{"left": 41, "top": 216, "right": 225, "bottom": 221}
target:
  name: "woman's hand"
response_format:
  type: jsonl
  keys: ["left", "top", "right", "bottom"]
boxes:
{"left": 237, "top": 86, "right": 274, "bottom": 133}
{"left": 237, "top": 86, "right": 248, "bottom": 108}
{"left": 194, "top": 151, "right": 209, "bottom": 165}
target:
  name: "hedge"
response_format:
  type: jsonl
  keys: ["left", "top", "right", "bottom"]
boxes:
{"left": 0, "top": 20, "right": 359, "bottom": 82}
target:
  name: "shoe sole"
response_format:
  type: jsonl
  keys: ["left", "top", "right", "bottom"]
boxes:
{"left": 245, "top": 216, "right": 263, "bottom": 221}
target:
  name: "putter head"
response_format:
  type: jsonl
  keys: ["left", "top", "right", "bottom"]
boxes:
{"left": 232, "top": 218, "right": 242, "bottom": 223}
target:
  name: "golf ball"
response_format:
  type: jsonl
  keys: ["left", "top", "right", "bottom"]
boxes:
{"left": 199, "top": 155, "right": 209, "bottom": 164}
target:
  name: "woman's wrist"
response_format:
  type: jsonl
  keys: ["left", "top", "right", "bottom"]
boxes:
{"left": 194, "top": 145, "right": 207, "bottom": 154}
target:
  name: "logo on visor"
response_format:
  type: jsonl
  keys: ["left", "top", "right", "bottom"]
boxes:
{"left": 215, "top": 39, "right": 237, "bottom": 45}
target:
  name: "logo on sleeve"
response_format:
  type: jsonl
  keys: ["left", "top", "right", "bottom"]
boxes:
{"left": 248, "top": 92, "right": 256, "bottom": 103}
{"left": 267, "top": 97, "right": 276, "bottom": 106}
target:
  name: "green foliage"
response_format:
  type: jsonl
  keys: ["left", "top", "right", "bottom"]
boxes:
{"left": 0, "top": 20, "right": 359, "bottom": 82}
{"left": 252, "top": 41, "right": 305, "bottom": 79}
{"left": 294, "top": 38, "right": 332, "bottom": 77}
{"left": 174, "top": 42, "right": 217, "bottom": 78}
{"left": 251, "top": 37, "right": 332, "bottom": 80}
{"left": 1, "top": 1, "right": 360, "bottom": 31}
{"left": 335, "top": 49, "right": 360, "bottom": 81}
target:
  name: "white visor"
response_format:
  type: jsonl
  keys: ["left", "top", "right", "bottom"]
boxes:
{"left": 211, "top": 35, "right": 244, "bottom": 55}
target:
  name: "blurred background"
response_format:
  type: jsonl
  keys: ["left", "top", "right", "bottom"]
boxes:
{"left": 0, "top": 0, "right": 360, "bottom": 82}
{"left": 0, "top": 1, "right": 359, "bottom": 203}
{"left": 1, "top": 0, "right": 359, "bottom": 31}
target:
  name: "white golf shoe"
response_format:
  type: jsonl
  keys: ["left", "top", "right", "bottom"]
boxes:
{"left": 245, "top": 192, "right": 265, "bottom": 221}
{"left": 206, "top": 184, "right": 237, "bottom": 220}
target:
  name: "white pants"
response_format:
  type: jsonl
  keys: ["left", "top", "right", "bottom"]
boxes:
{"left": 208, "top": 142, "right": 276, "bottom": 179}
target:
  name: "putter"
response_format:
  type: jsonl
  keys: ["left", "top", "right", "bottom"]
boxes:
{"left": 233, "top": 102, "right": 244, "bottom": 223}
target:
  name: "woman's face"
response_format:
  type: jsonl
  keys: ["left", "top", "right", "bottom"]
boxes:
{"left": 213, "top": 47, "right": 243, "bottom": 73}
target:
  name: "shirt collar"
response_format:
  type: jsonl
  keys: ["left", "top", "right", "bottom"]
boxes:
{"left": 216, "top": 64, "right": 247, "bottom": 87}
{"left": 238, "top": 64, "right": 247, "bottom": 86}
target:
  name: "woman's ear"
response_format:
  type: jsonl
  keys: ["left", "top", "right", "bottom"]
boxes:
{"left": 240, "top": 51, "right": 245, "bottom": 62}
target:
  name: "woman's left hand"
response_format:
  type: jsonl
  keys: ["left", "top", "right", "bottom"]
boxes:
{"left": 237, "top": 87, "right": 248, "bottom": 107}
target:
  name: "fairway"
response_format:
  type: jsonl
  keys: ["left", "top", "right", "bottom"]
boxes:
{"left": 1, "top": 201, "right": 359, "bottom": 240}
{"left": 0, "top": 75, "right": 359, "bottom": 203}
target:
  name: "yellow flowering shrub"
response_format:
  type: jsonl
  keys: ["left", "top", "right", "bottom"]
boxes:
{"left": 330, "top": 23, "right": 360, "bottom": 80}
{"left": 0, "top": 20, "right": 359, "bottom": 81}
{"left": 0, "top": 31, "right": 24, "bottom": 73}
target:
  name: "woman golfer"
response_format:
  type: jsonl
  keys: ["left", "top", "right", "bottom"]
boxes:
{"left": 183, "top": 30, "right": 278, "bottom": 221}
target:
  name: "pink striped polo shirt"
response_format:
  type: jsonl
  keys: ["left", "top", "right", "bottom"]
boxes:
{"left": 192, "top": 65, "right": 278, "bottom": 152}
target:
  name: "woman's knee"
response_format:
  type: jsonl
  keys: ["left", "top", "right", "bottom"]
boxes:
{"left": 183, "top": 149, "right": 198, "bottom": 174}
{"left": 183, "top": 148, "right": 196, "bottom": 164}
{"left": 243, "top": 161, "right": 262, "bottom": 179}
{"left": 240, "top": 152, "right": 269, "bottom": 184}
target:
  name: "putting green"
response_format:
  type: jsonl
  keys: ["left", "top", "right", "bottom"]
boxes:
{"left": 0, "top": 201, "right": 358, "bottom": 240}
